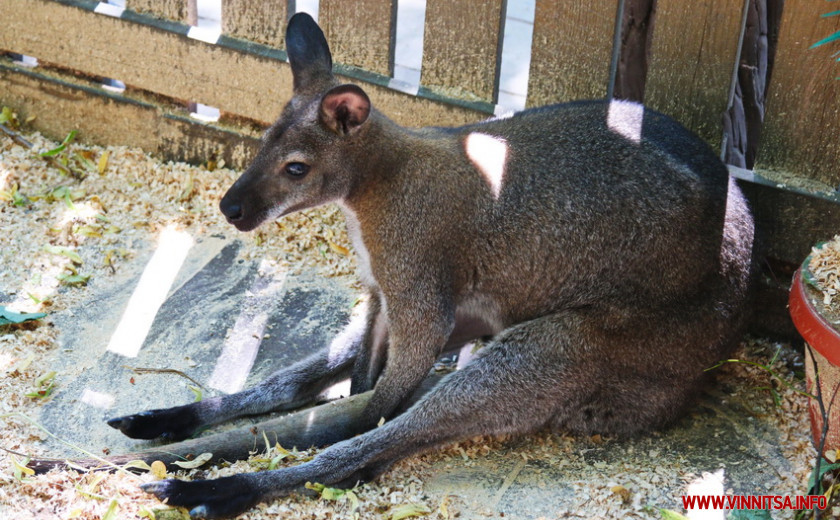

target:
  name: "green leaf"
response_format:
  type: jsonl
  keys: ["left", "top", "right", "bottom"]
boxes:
{"left": 0, "top": 306, "right": 47, "bottom": 326}
{"left": 57, "top": 273, "right": 91, "bottom": 286}
{"left": 101, "top": 498, "right": 119, "bottom": 520}
{"left": 11, "top": 455, "right": 35, "bottom": 481}
{"left": 808, "top": 461, "right": 840, "bottom": 491}
{"left": 821, "top": 9, "right": 840, "bottom": 17}
{"left": 39, "top": 130, "right": 78, "bottom": 158}
{"left": 0, "top": 106, "right": 13, "bottom": 125}
{"left": 188, "top": 384, "right": 203, "bottom": 402}
{"left": 26, "top": 371, "right": 56, "bottom": 399}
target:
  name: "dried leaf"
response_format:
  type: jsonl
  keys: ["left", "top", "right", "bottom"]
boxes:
{"left": 611, "top": 484, "right": 631, "bottom": 503}
{"left": 98, "top": 150, "right": 110, "bottom": 175}
{"left": 328, "top": 241, "right": 350, "bottom": 256}
{"left": 137, "top": 506, "right": 156, "bottom": 520}
{"left": 389, "top": 503, "right": 432, "bottom": 520}
{"left": 43, "top": 245, "right": 82, "bottom": 264}
{"left": 11, "top": 455, "right": 35, "bottom": 480}
{"left": 171, "top": 452, "right": 212, "bottom": 469}
{"left": 151, "top": 460, "right": 167, "bottom": 479}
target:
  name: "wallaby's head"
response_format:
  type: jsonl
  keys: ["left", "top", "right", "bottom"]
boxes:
{"left": 220, "top": 13, "right": 372, "bottom": 231}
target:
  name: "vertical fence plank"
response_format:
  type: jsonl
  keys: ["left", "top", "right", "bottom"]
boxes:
{"left": 128, "top": 0, "right": 196, "bottom": 24}
{"left": 644, "top": 0, "right": 745, "bottom": 147}
{"left": 758, "top": 3, "right": 840, "bottom": 187}
{"left": 421, "top": 0, "right": 506, "bottom": 103}
{"left": 526, "top": 1, "right": 619, "bottom": 107}
{"left": 222, "top": 0, "right": 288, "bottom": 49}
{"left": 319, "top": 0, "right": 395, "bottom": 76}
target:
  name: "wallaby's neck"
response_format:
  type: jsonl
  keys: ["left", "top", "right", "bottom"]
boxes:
{"left": 342, "top": 110, "right": 442, "bottom": 207}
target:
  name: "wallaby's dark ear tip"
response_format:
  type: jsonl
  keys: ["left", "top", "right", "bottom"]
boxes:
{"left": 286, "top": 12, "right": 318, "bottom": 37}
{"left": 320, "top": 84, "right": 372, "bottom": 135}
{"left": 286, "top": 12, "right": 333, "bottom": 91}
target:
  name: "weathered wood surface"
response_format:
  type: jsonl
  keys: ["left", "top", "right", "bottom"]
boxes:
{"left": 0, "top": 0, "right": 485, "bottom": 128}
{"left": 128, "top": 0, "right": 195, "bottom": 24}
{"left": 222, "top": 0, "right": 287, "bottom": 49}
{"left": 527, "top": 1, "right": 619, "bottom": 107}
{"left": 645, "top": 0, "right": 746, "bottom": 148}
{"left": 757, "top": 2, "right": 840, "bottom": 186}
{"left": 320, "top": 0, "right": 395, "bottom": 76}
{"left": 421, "top": 0, "right": 506, "bottom": 103}
{"left": 0, "top": 0, "right": 292, "bottom": 123}
{"left": 0, "top": 61, "right": 261, "bottom": 169}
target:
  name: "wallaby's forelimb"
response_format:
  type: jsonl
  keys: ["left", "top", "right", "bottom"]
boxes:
{"left": 27, "top": 391, "right": 372, "bottom": 475}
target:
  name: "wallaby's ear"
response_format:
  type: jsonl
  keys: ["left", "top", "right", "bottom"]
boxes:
{"left": 319, "top": 84, "right": 371, "bottom": 135}
{"left": 286, "top": 13, "right": 333, "bottom": 92}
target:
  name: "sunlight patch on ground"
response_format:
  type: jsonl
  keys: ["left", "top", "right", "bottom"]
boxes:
{"left": 0, "top": 165, "right": 12, "bottom": 191}
{"left": 55, "top": 201, "right": 101, "bottom": 227}
{"left": 11, "top": 258, "right": 67, "bottom": 313}
{"left": 106, "top": 225, "right": 193, "bottom": 358}
{"left": 80, "top": 388, "right": 115, "bottom": 409}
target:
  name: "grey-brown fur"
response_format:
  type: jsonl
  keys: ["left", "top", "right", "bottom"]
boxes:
{"left": 112, "top": 13, "right": 756, "bottom": 519}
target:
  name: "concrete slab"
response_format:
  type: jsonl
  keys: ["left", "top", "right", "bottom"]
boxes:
{"left": 38, "top": 236, "right": 354, "bottom": 457}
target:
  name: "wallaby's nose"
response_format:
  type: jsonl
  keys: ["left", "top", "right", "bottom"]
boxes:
{"left": 220, "top": 198, "right": 243, "bottom": 222}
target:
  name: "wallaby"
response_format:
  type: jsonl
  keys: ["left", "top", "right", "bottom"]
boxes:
{"left": 106, "top": 13, "right": 755, "bottom": 519}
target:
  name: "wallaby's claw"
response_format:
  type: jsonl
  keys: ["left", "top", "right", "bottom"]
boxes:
{"left": 141, "top": 476, "right": 260, "bottom": 519}
{"left": 106, "top": 406, "right": 199, "bottom": 441}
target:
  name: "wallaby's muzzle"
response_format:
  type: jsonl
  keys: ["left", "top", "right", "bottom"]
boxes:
{"left": 219, "top": 189, "right": 245, "bottom": 226}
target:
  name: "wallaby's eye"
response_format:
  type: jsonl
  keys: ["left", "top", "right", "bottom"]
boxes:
{"left": 284, "top": 162, "right": 310, "bottom": 178}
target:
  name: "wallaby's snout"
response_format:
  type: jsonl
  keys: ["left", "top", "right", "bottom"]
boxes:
{"left": 219, "top": 174, "right": 262, "bottom": 231}
{"left": 219, "top": 193, "right": 243, "bottom": 225}
{"left": 218, "top": 13, "right": 372, "bottom": 234}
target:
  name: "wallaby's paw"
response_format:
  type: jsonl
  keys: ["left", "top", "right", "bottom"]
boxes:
{"left": 141, "top": 477, "right": 259, "bottom": 519}
{"left": 106, "top": 405, "right": 199, "bottom": 441}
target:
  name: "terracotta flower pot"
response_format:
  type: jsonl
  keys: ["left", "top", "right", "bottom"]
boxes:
{"left": 789, "top": 265, "right": 840, "bottom": 455}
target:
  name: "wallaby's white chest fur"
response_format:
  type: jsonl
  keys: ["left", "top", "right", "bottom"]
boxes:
{"left": 337, "top": 202, "right": 376, "bottom": 289}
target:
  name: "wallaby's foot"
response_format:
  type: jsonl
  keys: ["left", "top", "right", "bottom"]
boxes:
{"left": 141, "top": 476, "right": 261, "bottom": 519}
{"left": 107, "top": 405, "right": 200, "bottom": 441}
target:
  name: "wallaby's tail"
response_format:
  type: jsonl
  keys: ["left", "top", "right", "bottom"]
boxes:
{"left": 27, "top": 391, "right": 372, "bottom": 474}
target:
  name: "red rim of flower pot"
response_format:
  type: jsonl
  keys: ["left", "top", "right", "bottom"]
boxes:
{"left": 790, "top": 268, "right": 840, "bottom": 367}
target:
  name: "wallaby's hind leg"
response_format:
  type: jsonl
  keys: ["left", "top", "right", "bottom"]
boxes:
{"left": 107, "top": 299, "right": 378, "bottom": 441}
{"left": 143, "top": 308, "right": 719, "bottom": 518}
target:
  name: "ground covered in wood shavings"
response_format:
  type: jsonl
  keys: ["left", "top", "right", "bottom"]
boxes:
{"left": 0, "top": 130, "right": 821, "bottom": 519}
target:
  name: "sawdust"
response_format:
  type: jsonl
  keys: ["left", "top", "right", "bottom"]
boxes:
{"left": 0, "top": 130, "right": 821, "bottom": 519}
{"left": 807, "top": 235, "right": 840, "bottom": 327}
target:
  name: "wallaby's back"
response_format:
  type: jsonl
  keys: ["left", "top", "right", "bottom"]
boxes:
{"left": 382, "top": 100, "right": 752, "bottom": 357}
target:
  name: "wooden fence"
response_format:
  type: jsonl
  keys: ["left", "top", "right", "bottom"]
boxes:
{"left": 2, "top": 0, "right": 840, "bottom": 335}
